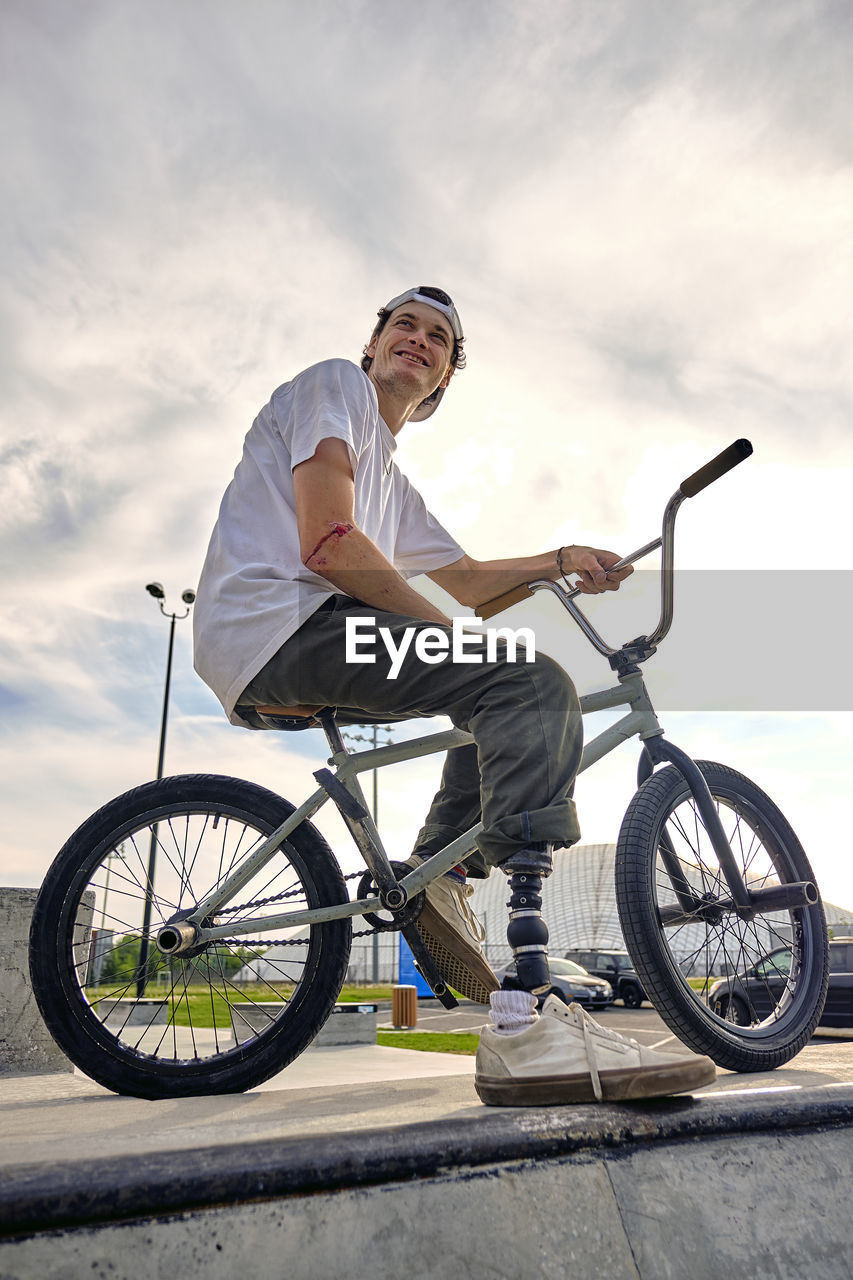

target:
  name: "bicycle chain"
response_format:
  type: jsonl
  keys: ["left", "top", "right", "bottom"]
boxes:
{"left": 215, "top": 869, "right": 388, "bottom": 948}
{"left": 218, "top": 927, "right": 380, "bottom": 947}
{"left": 214, "top": 868, "right": 365, "bottom": 915}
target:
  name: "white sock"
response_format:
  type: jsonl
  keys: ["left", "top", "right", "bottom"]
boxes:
{"left": 489, "top": 989, "right": 538, "bottom": 1036}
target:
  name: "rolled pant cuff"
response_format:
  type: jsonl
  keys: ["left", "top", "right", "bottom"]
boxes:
{"left": 477, "top": 799, "right": 581, "bottom": 869}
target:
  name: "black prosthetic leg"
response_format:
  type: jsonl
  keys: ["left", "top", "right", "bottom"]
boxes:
{"left": 501, "top": 844, "right": 554, "bottom": 996}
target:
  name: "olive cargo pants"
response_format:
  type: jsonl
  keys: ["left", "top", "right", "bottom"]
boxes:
{"left": 238, "top": 595, "right": 583, "bottom": 876}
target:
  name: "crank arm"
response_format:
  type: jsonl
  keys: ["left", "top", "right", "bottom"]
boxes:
{"left": 400, "top": 923, "right": 459, "bottom": 1010}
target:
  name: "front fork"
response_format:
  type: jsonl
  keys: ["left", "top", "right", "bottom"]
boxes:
{"left": 636, "top": 737, "right": 817, "bottom": 921}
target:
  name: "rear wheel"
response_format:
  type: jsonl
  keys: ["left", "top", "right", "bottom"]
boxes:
{"left": 616, "top": 761, "right": 829, "bottom": 1072}
{"left": 29, "top": 775, "right": 351, "bottom": 1098}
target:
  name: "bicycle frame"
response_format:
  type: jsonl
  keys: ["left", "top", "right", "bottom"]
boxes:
{"left": 176, "top": 671, "right": 666, "bottom": 946}
{"left": 164, "top": 437, "right": 815, "bottom": 954}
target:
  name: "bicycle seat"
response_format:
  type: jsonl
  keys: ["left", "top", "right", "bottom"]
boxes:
{"left": 248, "top": 703, "right": 328, "bottom": 730}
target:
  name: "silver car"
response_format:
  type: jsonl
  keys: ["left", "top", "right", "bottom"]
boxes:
{"left": 496, "top": 957, "right": 614, "bottom": 1009}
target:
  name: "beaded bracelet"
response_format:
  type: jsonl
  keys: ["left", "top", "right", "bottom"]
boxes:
{"left": 556, "top": 546, "right": 574, "bottom": 591}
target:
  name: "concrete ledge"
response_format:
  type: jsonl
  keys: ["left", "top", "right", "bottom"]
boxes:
{"left": 99, "top": 998, "right": 169, "bottom": 1027}
{"left": 0, "top": 889, "right": 72, "bottom": 1076}
{"left": 231, "top": 1001, "right": 378, "bottom": 1047}
{"left": 313, "top": 1001, "right": 377, "bottom": 1045}
{"left": 5, "top": 1125, "right": 852, "bottom": 1279}
{"left": 2, "top": 1084, "right": 852, "bottom": 1239}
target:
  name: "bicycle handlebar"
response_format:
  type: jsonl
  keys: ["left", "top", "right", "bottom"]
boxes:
{"left": 679, "top": 438, "right": 752, "bottom": 498}
{"left": 475, "top": 440, "right": 754, "bottom": 647}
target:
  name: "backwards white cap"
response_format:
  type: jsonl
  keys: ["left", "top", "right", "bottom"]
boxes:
{"left": 377, "top": 286, "right": 465, "bottom": 421}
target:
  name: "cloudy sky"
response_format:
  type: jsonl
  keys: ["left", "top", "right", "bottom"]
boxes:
{"left": 3, "top": 1, "right": 852, "bottom": 911}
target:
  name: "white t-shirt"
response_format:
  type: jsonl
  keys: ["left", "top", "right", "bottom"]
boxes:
{"left": 193, "top": 359, "right": 464, "bottom": 725}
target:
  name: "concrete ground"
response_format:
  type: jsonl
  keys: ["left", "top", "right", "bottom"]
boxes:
{"left": 2, "top": 1005, "right": 853, "bottom": 1277}
{"left": 3, "top": 1003, "right": 852, "bottom": 1169}
{"left": 2, "top": 1030, "right": 852, "bottom": 1168}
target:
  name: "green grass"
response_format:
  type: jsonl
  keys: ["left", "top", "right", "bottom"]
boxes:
{"left": 377, "top": 1031, "right": 479, "bottom": 1055}
{"left": 86, "top": 983, "right": 479, "bottom": 1050}
{"left": 85, "top": 983, "right": 396, "bottom": 1030}
{"left": 337, "top": 985, "right": 394, "bottom": 1002}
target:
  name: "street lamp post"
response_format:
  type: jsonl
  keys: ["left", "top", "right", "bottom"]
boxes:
{"left": 136, "top": 583, "right": 196, "bottom": 999}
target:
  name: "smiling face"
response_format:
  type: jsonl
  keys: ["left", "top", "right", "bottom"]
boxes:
{"left": 365, "top": 301, "right": 455, "bottom": 412}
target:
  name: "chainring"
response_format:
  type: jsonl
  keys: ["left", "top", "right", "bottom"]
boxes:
{"left": 356, "top": 860, "right": 425, "bottom": 932}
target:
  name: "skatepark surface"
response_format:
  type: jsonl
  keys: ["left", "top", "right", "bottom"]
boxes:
{"left": 2, "top": 1009, "right": 853, "bottom": 1278}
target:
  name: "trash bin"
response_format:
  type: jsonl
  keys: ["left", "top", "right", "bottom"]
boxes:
{"left": 391, "top": 984, "right": 418, "bottom": 1028}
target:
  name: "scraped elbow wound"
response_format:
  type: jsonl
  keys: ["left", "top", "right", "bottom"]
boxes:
{"left": 305, "top": 522, "right": 354, "bottom": 569}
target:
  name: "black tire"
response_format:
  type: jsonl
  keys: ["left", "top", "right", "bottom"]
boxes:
{"left": 29, "top": 775, "right": 351, "bottom": 1098}
{"left": 616, "top": 761, "right": 829, "bottom": 1072}
{"left": 621, "top": 984, "right": 643, "bottom": 1009}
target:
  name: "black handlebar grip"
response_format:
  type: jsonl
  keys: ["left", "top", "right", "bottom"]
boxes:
{"left": 679, "top": 439, "right": 753, "bottom": 498}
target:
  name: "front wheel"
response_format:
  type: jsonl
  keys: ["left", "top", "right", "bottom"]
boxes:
{"left": 616, "top": 761, "right": 829, "bottom": 1073}
{"left": 29, "top": 775, "right": 351, "bottom": 1098}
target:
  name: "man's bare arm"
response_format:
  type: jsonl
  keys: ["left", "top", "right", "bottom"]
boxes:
{"left": 428, "top": 547, "right": 633, "bottom": 608}
{"left": 292, "top": 438, "right": 451, "bottom": 624}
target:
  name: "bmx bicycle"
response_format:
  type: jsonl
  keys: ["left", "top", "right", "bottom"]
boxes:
{"left": 29, "top": 439, "right": 830, "bottom": 1099}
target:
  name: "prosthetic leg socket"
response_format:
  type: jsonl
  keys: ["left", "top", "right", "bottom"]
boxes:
{"left": 501, "top": 844, "right": 553, "bottom": 995}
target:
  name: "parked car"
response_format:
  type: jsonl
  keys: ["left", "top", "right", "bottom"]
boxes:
{"left": 563, "top": 948, "right": 647, "bottom": 1008}
{"left": 707, "top": 937, "right": 853, "bottom": 1027}
{"left": 495, "top": 957, "right": 614, "bottom": 1010}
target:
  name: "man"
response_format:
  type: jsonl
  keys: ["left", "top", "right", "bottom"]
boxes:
{"left": 193, "top": 286, "right": 716, "bottom": 1104}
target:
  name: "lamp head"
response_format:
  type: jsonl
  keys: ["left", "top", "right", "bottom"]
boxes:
{"left": 145, "top": 582, "right": 165, "bottom": 600}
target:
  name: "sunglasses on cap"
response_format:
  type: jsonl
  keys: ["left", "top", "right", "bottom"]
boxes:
{"left": 381, "top": 286, "right": 464, "bottom": 342}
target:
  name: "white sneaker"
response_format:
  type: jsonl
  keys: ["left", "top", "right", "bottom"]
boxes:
{"left": 406, "top": 856, "right": 500, "bottom": 1004}
{"left": 476, "top": 995, "right": 717, "bottom": 1105}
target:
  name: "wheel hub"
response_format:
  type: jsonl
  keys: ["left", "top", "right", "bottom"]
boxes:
{"left": 155, "top": 910, "right": 208, "bottom": 957}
